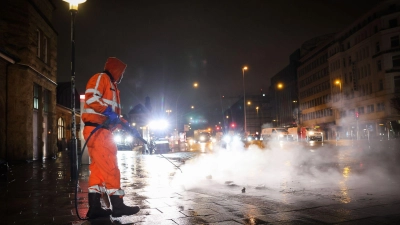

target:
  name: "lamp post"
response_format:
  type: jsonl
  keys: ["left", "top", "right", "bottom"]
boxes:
{"left": 242, "top": 66, "right": 248, "bottom": 134}
{"left": 63, "top": 0, "right": 86, "bottom": 180}
{"left": 175, "top": 82, "right": 198, "bottom": 131}
{"left": 275, "top": 82, "right": 283, "bottom": 127}
{"left": 335, "top": 80, "right": 342, "bottom": 118}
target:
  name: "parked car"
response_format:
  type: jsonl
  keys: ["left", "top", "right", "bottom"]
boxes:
{"left": 300, "top": 127, "right": 324, "bottom": 142}
{"left": 261, "top": 128, "right": 291, "bottom": 141}
{"left": 287, "top": 127, "right": 299, "bottom": 141}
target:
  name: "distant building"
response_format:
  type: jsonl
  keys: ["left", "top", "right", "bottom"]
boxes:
{"left": 299, "top": 0, "right": 400, "bottom": 139}
{"left": 224, "top": 94, "right": 272, "bottom": 135}
{"left": 270, "top": 49, "right": 301, "bottom": 128}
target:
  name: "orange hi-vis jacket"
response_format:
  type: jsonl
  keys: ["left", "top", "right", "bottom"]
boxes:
{"left": 82, "top": 57, "right": 127, "bottom": 191}
{"left": 82, "top": 57, "right": 126, "bottom": 125}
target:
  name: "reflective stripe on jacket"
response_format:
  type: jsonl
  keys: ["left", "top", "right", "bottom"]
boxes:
{"left": 82, "top": 72, "right": 121, "bottom": 125}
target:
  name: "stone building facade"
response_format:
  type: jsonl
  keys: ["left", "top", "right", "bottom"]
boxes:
{"left": 0, "top": 0, "right": 58, "bottom": 161}
{"left": 298, "top": 0, "right": 400, "bottom": 140}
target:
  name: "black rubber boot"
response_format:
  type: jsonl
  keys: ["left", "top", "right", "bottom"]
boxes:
{"left": 110, "top": 195, "right": 140, "bottom": 217}
{"left": 86, "top": 193, "right": 112, "bottom": 219}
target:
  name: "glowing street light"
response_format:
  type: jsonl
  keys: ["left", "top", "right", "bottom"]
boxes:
{"left": 63, "top": 0, "right": 86, "bottom": 180}
{"left": 335, "top": 80, "right": 342, "bottom": 92}
{"left": 275, "top": 82, "right": 284, "bottom": 127}
{"left": 242, "top": 66, "right": 248, "bottom": 134}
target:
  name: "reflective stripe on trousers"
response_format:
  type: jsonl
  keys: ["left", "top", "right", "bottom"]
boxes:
{"left": 83, "top": 126, "right": 121, "bottom": 190}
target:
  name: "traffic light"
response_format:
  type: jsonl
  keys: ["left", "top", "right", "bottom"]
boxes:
{"left": 355, "top": 112, "right": 359, "bottom": 120}
{"left": 230, "top": 123, "right": 236, "bottom": 128}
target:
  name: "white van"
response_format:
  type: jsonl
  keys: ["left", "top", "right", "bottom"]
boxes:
{"left": 261, "top": 128, "right": 290, "bottom": 141}
{"left": 287, "top": 127, "right": 299, "bottom": 141}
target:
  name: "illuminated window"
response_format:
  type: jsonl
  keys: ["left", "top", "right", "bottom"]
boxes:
{"left": 33, "top": 83, "right": 39, "bottom": 109}
{"left": 58, "top": 117, "right": 65, "bottom": 140}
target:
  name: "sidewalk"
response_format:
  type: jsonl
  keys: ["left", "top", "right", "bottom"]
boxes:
{"left": 3, "top": 145, "right": 400, "bottom": 225}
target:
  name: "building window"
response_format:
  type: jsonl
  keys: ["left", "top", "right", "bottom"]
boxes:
{"left": 44, "top": 89, "right": 50, "bottom": 113}
{"left": 389, "top": 18, "right": 398, "bottom": 28}
{"left": 43, "top": 37, "right": 48, "bottom": 63}
{"left": 377, "top": 102, "right": 385, "bottom": 112}
{"left": 367, "top": 104, "right": 375, "bottom": 113}
{"left": 377, "top": 60, "right": 382, "bottom": 71}
{"left": 395, "top": 76, "right": 400, "bottom": 93}
{"left": 379, "top": 79, "right": 384, "bottom": 91}
{"left": 391, "top": 36, "right": 399, "bottom": 48}
{"left": 36, "top": 29, "right": 40, "bottom": 58}
{"left": 393, "top": 55, "right": 400, "bottom": 67}
{"left": 358, "top": 106, "right": 364, "bottom": 114}
{"left": 58, "top": 117, "right": 65, "bottom": 140}
{"left": 33, "top": 83, "right": 39, "bottom": 110}
{"left": 376, "top": 42, "right": 380, "bottom": 53}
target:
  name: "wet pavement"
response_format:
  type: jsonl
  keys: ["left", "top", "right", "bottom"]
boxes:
{"left": 2, "top": 139, "right": 400, "bottom": 225}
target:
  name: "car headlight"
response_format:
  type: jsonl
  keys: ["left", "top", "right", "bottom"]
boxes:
{"left": 223, "top": 135, "right": 231, "bottom": 143}
{"left": 114, "top": 135, "right": 122, "bottom": 143}
{"left": 233, "top": 135, "right": 241, "bottom": 142}
{"left": 125, "top": 135, "right": 133, "bottom": 143}
{"left": 247, "top": 137, "right": 252, "bottom": 141}
{"left": 200, "top": 136, "right": 205, "bottom": 141}
{"left": 309, "top": 131, "right": 314, "bottom": 135}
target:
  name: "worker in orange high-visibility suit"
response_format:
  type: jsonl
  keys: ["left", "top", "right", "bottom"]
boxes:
{"left": 82, "top": 57, "right": 140, "bottom": 219}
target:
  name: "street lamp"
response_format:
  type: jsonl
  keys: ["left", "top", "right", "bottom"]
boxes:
{"left": 63, "top": 0, "right": 86, "bottom": 180}
{"left": 242, "top": 66, "right": 248, "bottom": 134}
{"left": 275, "top": 82, "right": 283, "bottom": 127}
{"left": 335, "top": 79, "right": 342, "bottom": 117}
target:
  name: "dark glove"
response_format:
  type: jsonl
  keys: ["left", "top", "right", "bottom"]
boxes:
{"left": 102, "top": 106, "right": 119, "bottom": 124}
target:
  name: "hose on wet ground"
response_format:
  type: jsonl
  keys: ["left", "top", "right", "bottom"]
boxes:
{"left": 73, "top": 119, "right": 184, "bottom": 219}
{"left": 74, "top": 119, "right": 112, "bottom": 220}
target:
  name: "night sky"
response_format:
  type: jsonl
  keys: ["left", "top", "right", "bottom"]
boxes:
{"left": 52, "top": 0, "right": 381, "bottom": 127}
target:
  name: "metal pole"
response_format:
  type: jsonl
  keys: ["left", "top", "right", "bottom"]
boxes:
{"left": 70, "top": 9, "right": 78, "bottom": 180}
{"left": 242, "top": 69, "right": 246, "bottom": 134}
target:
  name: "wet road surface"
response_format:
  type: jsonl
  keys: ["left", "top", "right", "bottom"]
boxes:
{"left": 3, "top": 139, "right": 400, "bottom": 224}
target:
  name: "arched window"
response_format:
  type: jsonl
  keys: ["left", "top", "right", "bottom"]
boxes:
{"left": 58, "top": 117, "right": 65, "bottom": 140}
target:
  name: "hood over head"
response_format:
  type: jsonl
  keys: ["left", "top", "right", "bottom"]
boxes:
{"left": 104, "top": 57, "right": 127, "bottom": 83}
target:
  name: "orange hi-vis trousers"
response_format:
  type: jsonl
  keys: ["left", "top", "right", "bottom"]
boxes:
{"left": 83, "top": 126, "right": 121, "bottom": 190}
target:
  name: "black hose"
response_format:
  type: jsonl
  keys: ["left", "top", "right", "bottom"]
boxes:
{"left": 74, "top": 119, "right": 150, "bottom": 220}
{"left": 74, "top": 120, "right": 109, "bottom": 220}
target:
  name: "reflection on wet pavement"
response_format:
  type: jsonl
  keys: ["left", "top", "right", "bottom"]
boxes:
{"left": 4, "top": 139, "right": 400, "bottom": 224}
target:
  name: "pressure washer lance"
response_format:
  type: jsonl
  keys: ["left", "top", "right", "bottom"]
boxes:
{"left": 118, "top": 121, "right": 183, "bottom": 173}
